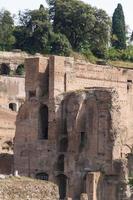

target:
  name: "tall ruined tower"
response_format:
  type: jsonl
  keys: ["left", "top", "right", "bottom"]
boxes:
{"left": 14, "top": 56, "right": 133, "bottom": 200}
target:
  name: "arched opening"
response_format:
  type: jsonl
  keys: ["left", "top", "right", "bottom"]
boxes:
{"left": 61, "top": 100, "right": 68, "bottom": 136}
{"left": 16, "top": 64, "right": 25, "bottom": 75}
{"left": 9, "top": 103, "right": 17, "bottom": 111}
{"left": 80, "top": 132, "right": 86, "bottom": 150}
{"left": 0, "top": 63, "right": 10, "bottom": 75}
{"left": 36, "top": 172, "right": 49, "bottom": 181}
{"left": 57, "top": 174, "right": 67, "bottom": 199}
{"left": 57, "top": 155, "right": 64, "bottom": 172}
{"left": 29, "top": 90, "right": 36, "bottom": 99}
{"left": 39, "top": 104, "right": 48, "bottom": 139}
{"left": 59, "top": 138, "right": 68, "bottom": 152}
{"left": 0, "top": 153, "right": 13, "bottom": 174}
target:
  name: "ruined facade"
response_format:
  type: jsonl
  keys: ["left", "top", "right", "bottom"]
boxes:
{"left": 0, "top": 51, "right": 29, "bottom": 71}
{"left": 0, "top": 51, "right": 28, "bottom": 113}
{"left": 14, "top": 56, "right": 133, "bottom": 200}
{"left": 0, "top": 75, "right": 25, "bottom": 112}
{"left": 0, "top": 51, "right": 27, "bottom": 173}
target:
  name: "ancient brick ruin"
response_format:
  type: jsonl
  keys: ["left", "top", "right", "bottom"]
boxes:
{"left": 0, "top": 51, "right": 28, "bottom": 71}
{"left": 0, "top": 51, "right": 27, "bottom": 173}
{"left": 14, "top": 56, "right": 133, "bottom": 200}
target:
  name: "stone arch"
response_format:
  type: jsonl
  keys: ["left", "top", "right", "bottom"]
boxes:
{"left": 9, "top": 103, "right": 17, "bottom": 112}
{"left": 39, "top": 104, "right": 48, "bottom": 139}
{"left": 59, "top": 138, "right": 68, "bottom": 152}
{"left": 0, "top": 63, "right": 10, "bottom": 75}
{"left": 36, "top": 172, "right": 49, "bottom": 181}
{"left": 56, "top": 174, "right": 67, "bottom": 199}
{"left": 16, "top": 64, "right": 24, "bottom": 75}
{"left": 57, "top": 154, "right": 64, "bottom": 172}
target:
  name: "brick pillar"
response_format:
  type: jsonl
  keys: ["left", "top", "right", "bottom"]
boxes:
{"left": 80, "top": 193, "right": 88, "bottom": 200}
{"left": 86, "top": 172, "right": 101, "bottom": 200}
{"left": 49, "top": 56, "right": 65, "bottom": 99}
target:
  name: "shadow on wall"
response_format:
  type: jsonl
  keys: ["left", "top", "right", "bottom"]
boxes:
{"left": 0, "top": 63, "right": 10, "bottom": 75}
{"left": 0, "top": 63, "right": 25, "bottom": 76}
{"left": 55, "top": 89, "right": 119, "bottom": 200}
{"left": 0, "top": 153, "right": 13, "bottom": 174}
{"left": 9, "top": 103, "right": 17, "bottom": 112}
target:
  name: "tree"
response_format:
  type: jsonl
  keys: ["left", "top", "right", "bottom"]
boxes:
{"left": 50, "top": 32, "right": 72, "bottom": 56}
{"left": 0, "top": 9, "right": 15, "bottom": 50}
{"left": 53, "top": 0, "right": 95, "bottom": 50}
{"left": 130, "top": 31, "right": 133, "bottom": 43}
{"left": 52, "top": 0, "right": 110, "bottom": 58}
{"left": 89, "top": 8, "right": 111, "bottom": 58}
{"left": 14, "top": 4, "right": 72, "bottom": 56}
{"left": 112, "top": 3, "right": 126, "bottom": 49}
{"left": 46, "top": 0, "right": 56, "bottom": 20}
{"left": 14, "top": 5, "right": 52, "bottom": 54}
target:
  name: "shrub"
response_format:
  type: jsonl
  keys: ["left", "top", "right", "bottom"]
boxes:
{"left": 107, "top": 47, "right": 121, "bottom": 60}
{"left": 78, "top": 42, "right": 97, "bottom": 63}
{"left": 50, "top": 33, "right": 72, "bottom": 56}
{"left": 16, "top": 64, "right": 25, "bottom": 75}
{"left": 120, "top": 46, "right": 133, "bottom": 61}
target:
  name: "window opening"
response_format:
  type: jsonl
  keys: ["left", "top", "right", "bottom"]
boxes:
{"left": 39, "top": 105, "right": 48, "bottom": 139}
{"left": 36, "top": 172, "right": 49, "bottom": 181}
{"left": 9, "top": 103, "right": 17, "bottom": 111}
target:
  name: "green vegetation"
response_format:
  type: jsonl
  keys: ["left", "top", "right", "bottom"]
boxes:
{"left": 14, "top": 5, "right": 52, "bottom": 54}
{"left": 49, "top": 32, "right": 72, "bottom": 56}
{"left": 0, "top": 0, "right": 111, "bottom": 58}
{"left": 15, "top": 64, "right": 25, "bottom": 76}
{"left": 0, "top": 1, "right": 133, "bottom": 65}
{"left": 107, "top": 46, "right": 133, "bottom": 62}
{"left": 0, "top": 10, "right": 15, "bottom": 50}
{"left": 112, "top": 3, "right": 126, "bottom": 49}
{"left": 52, "top": 0, "right": 110, "bottom": 58}
{"left": 108, "top": 60, "right": 133, "bottom": 69}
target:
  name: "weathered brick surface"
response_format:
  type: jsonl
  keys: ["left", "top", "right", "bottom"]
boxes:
{"left": 0, "top": 52, "right": 27, "bottom": 174}
{"left": 0, "top": 51, "right": 29, "bottom": 70}
{"left": 14, "top": 56, "right": 133, "bottom": 200}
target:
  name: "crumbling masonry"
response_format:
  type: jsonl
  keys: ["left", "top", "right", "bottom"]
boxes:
{"left": 0, "top": 51, "right": 26, "bottom": 174}
{"left": 14, "top": 56, "right": 133, "bottom": 200}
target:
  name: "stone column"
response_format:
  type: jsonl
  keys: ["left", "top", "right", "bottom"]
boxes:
{"left": 80, "top": 193, "right": 88, "bottom": 200}
{"left": 86, "top": 172, "right": 101, "bottom": 200}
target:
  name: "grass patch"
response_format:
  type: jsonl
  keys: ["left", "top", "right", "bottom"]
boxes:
{"left": 71, "top": 51, "right": 97, "bottom": 64}
{"left": 108, "top": 60, "right": 133, "bottom": 69}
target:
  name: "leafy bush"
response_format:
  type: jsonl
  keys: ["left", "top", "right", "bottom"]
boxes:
{"left": 78, "top": 42, "right": 97, "bottom": 63}
{"left": 120, "top": 46, "right": 133, "bottom": 61}
{"left": 107, "top": 47, "right": 121, "bottom": 60}
{"left": 50, "top": 33, "right": 72, "bottom": 56}
{"left": 16, "top": 64, "right": 25, "bottom": 75}
{"left": 107, "top": 46, "right": 133, "bottom": 62}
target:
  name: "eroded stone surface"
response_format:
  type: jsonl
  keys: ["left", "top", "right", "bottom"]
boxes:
{"left": 14, "top": 56, "right": 133, "bottom": 200}
{"left": 0, "top": 51, "right": 29, "bottom": 71}
{"left": 0, "top": 52, "right": 28, "bottom": 174}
